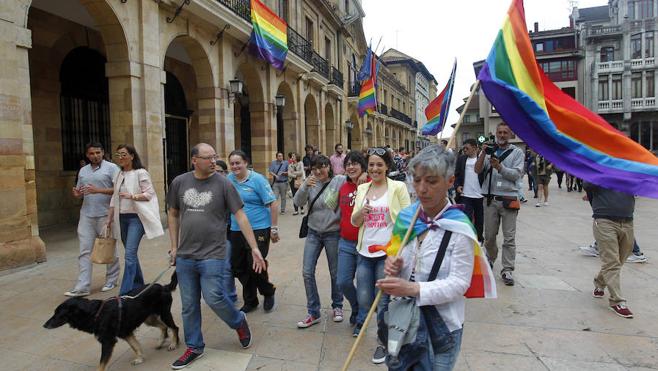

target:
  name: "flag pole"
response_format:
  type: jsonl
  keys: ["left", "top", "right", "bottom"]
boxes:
{"left": 341, "top": 205, "right": 423, "bottom": 371}
{"left": 447, "top": 80, "right": 481, "bottom": 149}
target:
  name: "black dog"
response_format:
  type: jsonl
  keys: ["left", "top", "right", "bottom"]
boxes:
{"left": 44, "top": 272, "right": 180, "bottom": 371}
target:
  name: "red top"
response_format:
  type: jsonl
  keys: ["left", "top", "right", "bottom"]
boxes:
{"left": 339, "top": 179, "right": 360, "bottom": 241}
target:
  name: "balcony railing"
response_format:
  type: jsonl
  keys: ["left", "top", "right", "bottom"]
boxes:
{"left": 217, "top": 0, "right": 250, "bottom": 22}
{"left": 390, "top": 108, "right": 412, "bottom": 125}
{"left": 287, "top": 26, "right": 312, "bottom": 62}
{"left": 598, "top": 99, "right": 623, "bottom": 111}
{"left": 379, "top": 103, "right": 388, "bottom": 115}
{"left": 311, "top": 51, "right": 329, "bottom": 79}
{"left": 330, "top": 66, "right": 343, "bottom": 87}
{"left": 587, "top": 25, "right": 622, "bottom": 37}
{"left": 597, "top": 60, "right": 624, "bottom": 72}
{"left": 348, "top": 82, "right": 360, "bottom": 97}
{"left": 631, "top": 97, "right": 657, "bottom": 108}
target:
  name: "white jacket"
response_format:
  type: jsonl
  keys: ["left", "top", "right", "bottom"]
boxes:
{"left": 110, "top": 169, "right": 164, "bottom": 239}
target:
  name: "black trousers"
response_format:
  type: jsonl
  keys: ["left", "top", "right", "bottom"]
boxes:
{"left": 229, "top": 228, "right": 275, "bottom": 306}
{"left": 459, "top": 196, "right": 484, "bottom": 242}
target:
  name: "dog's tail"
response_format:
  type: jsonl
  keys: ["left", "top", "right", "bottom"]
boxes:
{"left": 165, "top": 272, "right": 178, "bottom": 292}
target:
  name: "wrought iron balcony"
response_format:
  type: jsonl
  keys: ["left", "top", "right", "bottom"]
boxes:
{"left": 287, "top": 26, "right": 312, "bottom": 62}
{"left": 311, "top": 51, "right": 329, "bottom": 79}
{"left": 379, "top": 103, "right": 388, "bottom": 115}
{"left": 348, "top": 82, "right": 361, "bottom": 97}
{"left": 390, "top": 108, "right": 412, "bottom": 125}
{"left": 217, "top": 0, "right": 250, "bottom": 22}
{"left": 330, "top": 66, "right": 344, "bottom": 88}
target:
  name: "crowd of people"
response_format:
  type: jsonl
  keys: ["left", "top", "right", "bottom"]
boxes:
{"left": 65, "top": 124, "right": 647, "bottom": 370}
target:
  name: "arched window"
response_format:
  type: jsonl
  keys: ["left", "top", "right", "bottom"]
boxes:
{"left": 59, "top": 47, "right": 110, "bottom": 170}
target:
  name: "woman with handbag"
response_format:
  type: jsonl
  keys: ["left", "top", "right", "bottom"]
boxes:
{"left": 293, "top": 155, "right": 348, "bottom": 328}
{"left": 107, "top": 144, "right": 164, "bottom": 296}
{"left": 227, "top": 150, "right": 280, "bottom": 313}
{"left": 376, "top": 145, "right": 474, "bottom": 370}
{"left": 288, "top": 152, "right": 305, "bottom": 215}
{"left": 351, "top": 147, "right": 411, "bottom": 363}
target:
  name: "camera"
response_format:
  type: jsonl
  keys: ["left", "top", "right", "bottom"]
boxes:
{"left": 482, "top": 135, "right": 499, "bottom": 155}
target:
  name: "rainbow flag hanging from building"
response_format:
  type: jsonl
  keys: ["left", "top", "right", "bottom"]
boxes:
{"left": 249, "top": 0, "right": 288, "bottom": 70}
{"left": 478, "top": 0, "right": 658, "bottom": 199}
{"left": 422, "top": 60, "right": 456, "bottom": 136}
{"left": 358, "top": 50, "right": 378, "bottom": 117}
{"left": 369, "top": 202, "right": 497, "bottom": 299}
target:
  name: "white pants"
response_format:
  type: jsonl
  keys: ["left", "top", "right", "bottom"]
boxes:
{"left": 74, "top": 214, "right": 120, "bottom": 291}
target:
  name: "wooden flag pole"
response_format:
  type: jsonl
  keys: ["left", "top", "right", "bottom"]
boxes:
{"left": 447, "top": 80, "right": 481, "bottom": 149}
{"left": 341, "top": 205, "right": 423, "bottom": 371}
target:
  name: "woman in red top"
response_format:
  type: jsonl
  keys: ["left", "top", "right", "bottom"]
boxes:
{"left": 337, "top": 151, "right": 368, "bottom": 328}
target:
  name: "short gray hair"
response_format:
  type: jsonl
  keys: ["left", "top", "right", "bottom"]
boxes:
{"left": 407, "top": 144, "right": 456, "bottom": 179}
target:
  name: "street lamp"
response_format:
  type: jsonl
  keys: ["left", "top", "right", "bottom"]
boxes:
{"left": 344, "top": 120, "right": 353, "bottom": 129}
{"left": 229, "top": 79, "right": 243, "bottom": 95}
{"left": 275, "top": 94, "right": 286, "bottom": 108}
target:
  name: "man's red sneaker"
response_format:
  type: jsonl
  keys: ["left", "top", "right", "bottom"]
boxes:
{"left": 592, "top": 288, "right": 604, "bottom": 298}
{"left": 610, "top": 303, "right": 633, "bottom": 318}
{"left": 236, "top": 317, "right": 253, "bottom": 348}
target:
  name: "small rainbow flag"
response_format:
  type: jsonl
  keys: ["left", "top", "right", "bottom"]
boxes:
{"left": 358, "top": 78, "right": 377, "bottom": 117}
{"left": 479, "top": 0, "right": 658, "bottom": 198}
{"left": 249, "top": 0, "right": 288, "bottom": 70}
{"left": 369, "top": 202, "right": 497, "bottom": 299}
{"left": 422, "top": 60, "right": 456, "bottom": 136}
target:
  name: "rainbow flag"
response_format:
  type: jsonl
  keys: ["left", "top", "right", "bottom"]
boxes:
{"left": 422, "top": 60, "right": 456, "bottom": 136}
{"left": 478, "top": 0, "right": 658, "bottom": 198}
{"left": 249, "top": 0, "right": 288, "bottom": 70}
{"left": 358, "top": 78, "right": 377, "bottom": 117}
{"left": 369, "top": 202, "right": 497, "bottom": 299}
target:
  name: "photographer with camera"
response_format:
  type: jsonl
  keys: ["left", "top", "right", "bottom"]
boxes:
{"left": 474, "top": 122, "right": 525, "bottom": 286}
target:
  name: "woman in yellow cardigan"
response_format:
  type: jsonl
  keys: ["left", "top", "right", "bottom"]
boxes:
{"left": 351, "top": 147, "right": 411, "bottom": 364}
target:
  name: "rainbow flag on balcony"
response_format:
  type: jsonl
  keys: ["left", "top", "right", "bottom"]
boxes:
{"left": 358, "top": 50, "right": 378, "bottom": 117}
{"left": 478, "top": 0, "right": 658, "bottom": 198}
{"left": 249, "top": 0, "right": 288, "bottom": 70}
{"left": 422, "top": 60, "right": 456, "bottom": 135}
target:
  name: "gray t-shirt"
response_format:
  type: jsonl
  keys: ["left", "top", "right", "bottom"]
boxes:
{"left": 167, "top": 172, "right": 243, "bottom": 260}
{"left": 77, "top": 160, "right": 120, "bottom": 217}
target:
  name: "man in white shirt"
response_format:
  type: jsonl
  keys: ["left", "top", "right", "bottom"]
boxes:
{"left": 454, "top": 139, "right": 484, "bottom": 242}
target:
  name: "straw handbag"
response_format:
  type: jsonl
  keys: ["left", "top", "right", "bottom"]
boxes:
{"left": 91, "top": 224, "right": 116, "bottom": 264}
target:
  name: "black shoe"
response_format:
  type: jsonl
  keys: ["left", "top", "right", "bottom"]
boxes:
{"left": 349, "top": 311, "right": 358, "bottom": 326}
{"left": 501, "top": 271, "right": 515, "bottom": 286}
{"left": 240, "top": 303, "right": 258, "bottom": 313}
{"left": 171, "top": 348, "right": 204, "bottom": 369}
{"left": 236, "top": 316, "right": 253, "bottom": 348}
{"left": 263, "top": 294, "right": 275, "bottom": 312}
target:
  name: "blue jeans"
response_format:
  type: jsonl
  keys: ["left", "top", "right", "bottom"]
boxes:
{"left": 303, "top": 229, "right": 341, "bottom": 318}
{"left": 337, "top": 239, "right": 359, "bottom": 317}
{"left": 432, "top": 328, "right": 463, "bottom": 371}
{"left": 223, "top": 240, "right": 238, "bottom": 304}
{"left": 176, "top": 257, "right": 245, "bottom": 352}
{"left": 356, "top": 254, "right": 390, "bottom": 343}
{"left": 119, "top": 214, "right": 145, "bottom": 295}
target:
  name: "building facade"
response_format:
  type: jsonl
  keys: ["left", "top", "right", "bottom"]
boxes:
{"left": 0, "top": 0, "right": 428, "bottom": 270}
{"left": 575, "top": 0, "right": 658, "bottom": 151}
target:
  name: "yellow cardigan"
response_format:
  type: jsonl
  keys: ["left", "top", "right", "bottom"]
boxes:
{"left": 351, "top": 177, "right": 411, "bottom": 253}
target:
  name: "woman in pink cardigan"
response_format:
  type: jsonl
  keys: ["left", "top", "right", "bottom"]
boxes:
{"left": 106, "top": 144, "right": 163, "bottom": 295}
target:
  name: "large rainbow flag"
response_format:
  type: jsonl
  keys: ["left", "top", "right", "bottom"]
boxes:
{"left": 422, "top": 60, "right": 457, "bottom": 136}
{"left": 358, "top": 50, "right": 378, "bottom": 117}
{"left": 478, "top": 0, "right": 658, "bottom": 199}
{"left": 249, "top": 0, "right": 288, "bottom": 70}
{"left": 369, "top": 202, "right": 497, "bottom": 299}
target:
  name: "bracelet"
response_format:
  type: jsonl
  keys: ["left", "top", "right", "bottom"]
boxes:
{"left": 132, "top": 194, "right": 137, "bottom": 201}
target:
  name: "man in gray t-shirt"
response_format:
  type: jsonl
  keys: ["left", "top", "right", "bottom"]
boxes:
{"left": 65, "top": 143, "right": 121, "bottom": 297}
{"left": 167, "top": 143, "right": 266, "bottom": 368}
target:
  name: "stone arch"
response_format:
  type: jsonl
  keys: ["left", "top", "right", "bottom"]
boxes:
{"left": 324, "top": 103, "right": 336, "bottom": 155}
{"left": 234, "top": 62, "right": 269, "bottom": 171}
{"left": 304, "top": 94, "right": 319, "bottom": 150}
{"left": 276, "top": 81, "right": 297, "bottom": 155}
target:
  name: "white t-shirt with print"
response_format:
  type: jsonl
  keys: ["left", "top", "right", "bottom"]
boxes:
{"left": 359, "top": 191, "right": 392, "bottom": 258}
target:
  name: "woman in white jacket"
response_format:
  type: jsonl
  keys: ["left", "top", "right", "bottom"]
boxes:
{"left": 107, "top": 144, "right": 163, "bottom": 295}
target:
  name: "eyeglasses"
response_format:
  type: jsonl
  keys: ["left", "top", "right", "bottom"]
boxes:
{"left": 216, "top": 169, "right": 226, "bottom": 174}
{"left": 367, "top": 148, "right": 386, "bottom": 156}
{"left": 114, "top": 152, "right": 129, "bottom": 158}
{"left": 196, "top": 155, "right": 218, "bottom": 161}
{"left": 345, "top": 162, "right": 360, "bottom": 168}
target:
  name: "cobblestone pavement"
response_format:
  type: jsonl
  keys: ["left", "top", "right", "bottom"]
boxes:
{"left": 2, "top": 181, "right": 657, "bottom": 371}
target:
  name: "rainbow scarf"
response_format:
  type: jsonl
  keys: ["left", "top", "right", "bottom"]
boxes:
{"left": 422, "top": 60, "right": 456, "bottom": 136}
{"left": 369, "top": 202, "right": 497, "bottom": 299}
{"left": 479, "top": 0, "right": 658, "bottom": 199}
{"left": 249, "top": 0, "right": 288, "bottom": 70}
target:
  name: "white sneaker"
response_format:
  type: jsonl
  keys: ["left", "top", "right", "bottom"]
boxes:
{"left": 626, "top": 254, "right": 648, "bottom": 263}
{"left": 543, "top": 201, "right": 549, "bottom": 206}
{"left": 101, "top": 283, "right": 116, "bottom": 292}
{"left": 64, "top": 289, "right": 90, "bottom": 297}
{"left": 332, "top": 308, "right": 344, "bottom": 322}
{"left": 579, "top": 243, "right": 599, "bottom": 257}
{"left": 535, "top": 202, "right": 542, "bottom": 207}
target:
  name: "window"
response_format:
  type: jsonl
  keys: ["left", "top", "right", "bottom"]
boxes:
{"left": 647, "top": 71, "right": 655, "bottom": 97}
{"left": 632, "top": 72, "right": 643, "bottom": 98}
{"left": 277, "top": 0, "right": 288, "bottom": 22}
{"left": 535, "top": 42, "right": 544, "bottom": 52}
{"left": 632, "top": 34, "right": 642, "bottom": 59}
{"left": 646, "top": 32, "right": 654, "bottom": 58}
{"left": 305, "top": 17, "right": 314, "bottom": 46}
{"left": 344, "top": 0, "right": 349, "bottom": 14}
{"left": 600, "top": 46, "right": 615, "bottom": 62}
{"left": 630, "top": 0, "right": 654, "bottom": 19}
{"left": 561, "top": 87, "right": 576, "bottom": 99}
{"left": 324, "top": 36, "right": 331, "bottom": 64}
{"left": 598, "top": 75, "right": 609, "bottom": 101}
{"left": 612, "top": 74, "right": 622, "bottom": 100}
{"left": 539, "top": 59, "right": 576, "bottom": 81}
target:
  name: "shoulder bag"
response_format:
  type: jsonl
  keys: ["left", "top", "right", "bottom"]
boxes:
{"left": 91, "top": 224, "right": 117, "bottom": 264}
{"left": 299, "top": 182, "right": 330, "bottom": 238}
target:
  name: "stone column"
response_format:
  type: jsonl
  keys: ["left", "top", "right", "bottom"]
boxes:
{"left": 249, "top": 101, "right": 274, "bottom": 174}
{"left": 0, "top": 13, "right": 46, "bottom": 270}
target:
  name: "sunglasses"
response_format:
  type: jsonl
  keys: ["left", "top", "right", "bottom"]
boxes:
{"left": 367, "top": 148, "right": 387, "bottom": 156}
